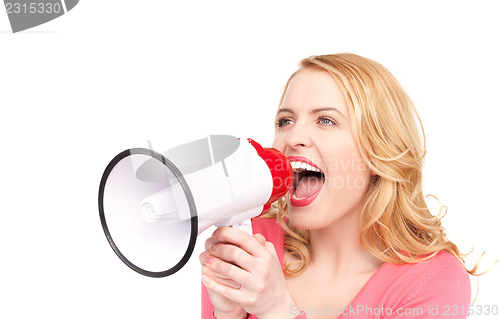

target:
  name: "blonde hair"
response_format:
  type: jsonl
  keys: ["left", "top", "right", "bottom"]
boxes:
{"left": 268, "top": 53, "right": 482, "bottom": 277}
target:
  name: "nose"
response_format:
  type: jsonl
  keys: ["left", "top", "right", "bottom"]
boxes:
{"left": 285, "top": 123, "right": 311, "bottom": 150}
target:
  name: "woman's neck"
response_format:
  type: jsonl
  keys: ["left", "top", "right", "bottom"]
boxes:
{"left": 307, "top": 205, "right": 382, "bottom": 276}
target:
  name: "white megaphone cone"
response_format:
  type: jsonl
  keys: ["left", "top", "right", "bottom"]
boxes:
{"left": 98, "top": 135, "right": 292, "bottom": 277}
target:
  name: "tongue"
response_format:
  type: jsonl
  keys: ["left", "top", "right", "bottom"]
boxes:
{"left": 295, "top": 174, "right": 324, "bottom": 198}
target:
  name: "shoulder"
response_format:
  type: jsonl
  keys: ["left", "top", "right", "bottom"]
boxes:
{"left": 377, "top": 251, "right": 470, "bottom": 286}
{"left": 408, "top": 251, "right": 470, "bottom": 297}
{"left": 370, "top": 251, "right": 471, "bottom": 314}
{"left": 404, "top": 251, "right": 471, "bottom": 296}
{"left": 428, "top": 250, "right": 470, "bottom": 284}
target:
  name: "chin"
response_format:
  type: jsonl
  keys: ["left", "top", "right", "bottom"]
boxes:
{"left": 287, "top": 205, "right": 327, "bottom": 231}
{"left": 287, "top": 197, "right": 355, "bottom": 232}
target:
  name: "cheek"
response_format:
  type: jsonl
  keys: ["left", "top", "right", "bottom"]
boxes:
{"left": 288, "top": 145, "right": 371, "bottom": 230}
{"left": 326, "top": 152, "right": 371, "bottom": 191}
{"left": 323, "top": 143, "right": 371, "bottom": 208}
{"left": 272, "top": 134, "right": 286, "bottom": 153}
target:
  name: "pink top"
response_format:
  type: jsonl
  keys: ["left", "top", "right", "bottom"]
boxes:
{"left": 202, "top": 218, "right": 471, "bottom": 318}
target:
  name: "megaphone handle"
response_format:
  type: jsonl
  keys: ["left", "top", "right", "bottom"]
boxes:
{"left": 230, "top": 218, "right": 253, "bottom": 235}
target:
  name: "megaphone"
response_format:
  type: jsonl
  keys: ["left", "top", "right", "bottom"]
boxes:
{"left": 98, "top": 135, "right": 292, "bottom": 278}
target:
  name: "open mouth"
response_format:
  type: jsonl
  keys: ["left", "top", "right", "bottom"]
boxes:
{"left": 288, "top": 157, "right": 325, "bottom": 207}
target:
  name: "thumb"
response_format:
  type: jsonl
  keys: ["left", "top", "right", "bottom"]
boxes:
{"left": 253, "top": 233, "right": 266, "bottom": 246}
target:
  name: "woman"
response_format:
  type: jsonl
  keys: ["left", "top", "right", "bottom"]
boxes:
{"left": 200, "top": 53, "right": 472, "bottom": 318}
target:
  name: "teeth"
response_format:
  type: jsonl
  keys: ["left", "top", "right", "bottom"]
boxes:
{"left": 292, "top": 193, "right": 306, "bottom": 200}
{"left": 289, "top": 160, "right": 322, "bottom": 173}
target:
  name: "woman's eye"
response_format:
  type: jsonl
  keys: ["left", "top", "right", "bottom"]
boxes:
{"left": 318, "top": 116, "right": 337, "bottom": 126}
{"left": 277, "top": 118, "right": 294, "bottom": 127}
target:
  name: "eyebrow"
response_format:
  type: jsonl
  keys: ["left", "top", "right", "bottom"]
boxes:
{"left": 277, "top": 107, "right": 347, "bottom": 119}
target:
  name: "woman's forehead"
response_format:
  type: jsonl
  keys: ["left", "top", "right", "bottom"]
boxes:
{"left": 279, "top": 68, "right": 348, "bottom": 116}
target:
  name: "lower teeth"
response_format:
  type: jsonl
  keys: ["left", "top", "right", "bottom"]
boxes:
{"left": 292, "top": 193, "right": 307, "bottom": 200}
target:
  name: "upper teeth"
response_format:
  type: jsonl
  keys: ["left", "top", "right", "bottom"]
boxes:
{"left": 290, "top": 161, "right": 321, "bottom": 172}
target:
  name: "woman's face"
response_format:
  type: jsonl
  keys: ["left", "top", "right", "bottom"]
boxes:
{"left": 273, "top": 68, "right": 372, "bottom": 230}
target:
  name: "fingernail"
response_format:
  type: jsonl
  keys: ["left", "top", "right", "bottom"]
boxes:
{"left": 202, "top": 275, "right": 209, "bottom": 285}
{"left": 205, "top": 256, "right": 213, "bottom": 264}
{"left": 209, "top": 244, "right": 216, "bottom": 252}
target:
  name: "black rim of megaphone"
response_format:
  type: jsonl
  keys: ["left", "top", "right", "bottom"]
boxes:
{"left": 98, "top": 148, "right": 198, "bottom": 278}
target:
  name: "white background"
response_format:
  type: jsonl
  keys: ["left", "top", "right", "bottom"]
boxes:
{"left": 1, "top": 1, "right": 499, "bottom": 318}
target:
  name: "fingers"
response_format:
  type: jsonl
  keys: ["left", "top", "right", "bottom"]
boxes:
{"left": 200, "top": 227, "right": 293, "bottom": 316}
{"left": 200, "top": 251, "right": 231, "bottom": 279}
{"left": 199, "top": 227, "right": 274, "bottom": 297}
{"left": 264, "top": 241, "right": 278, "bottom": 257}
{"left": 253, "top": 233, "right": 266, "bottom": 246}
{"left": 204, "top": 235, "right": 220, "bottom": 252}
{"left": 208, "top": 227, "right": 267, "bottom": 257}
{"left": 202, "top": 273, "right": 247, "bottom": 305}
{"left": 204, "top": 229, "right": 270, "bottom": 273}
{"left": 203, "top": 255, "right": 248, "bottom": 284}
{"left": 201, "top": 252, "right": 255, "bottom": 290}
{"left": 202, "top": 266, "right": 241, "bottom": 289}
{"left": 204, "top": 230, "right": 266, "bottom": 255}
{"left": 202, "top": 227, "right": 268, "bottom": 268}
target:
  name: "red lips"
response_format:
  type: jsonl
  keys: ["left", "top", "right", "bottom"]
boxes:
{"left": 287, "top": 156, "right": 325, "bottom": 207}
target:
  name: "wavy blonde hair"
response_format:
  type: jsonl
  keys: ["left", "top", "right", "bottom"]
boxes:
{"left": 267, "top": 53, "right": 482, "bottom": 277}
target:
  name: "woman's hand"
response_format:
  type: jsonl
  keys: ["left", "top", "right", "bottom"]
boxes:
{"left": 200, "top": 229, "right": 266, "bottom": 318}
{"left": 200, "top": 245, "right": 247, "bottom": 319}
{"left": 200, "top": 226, "right": 297, "bottom": 319}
